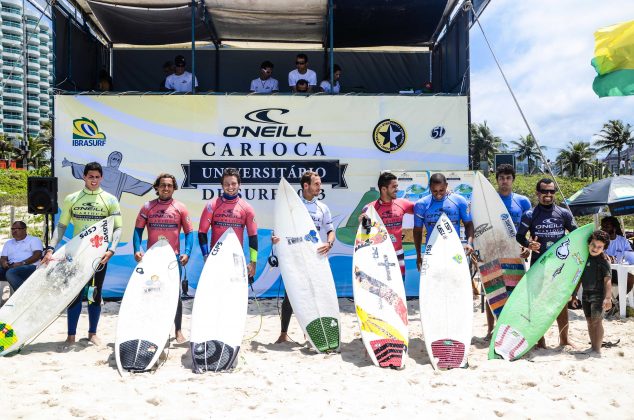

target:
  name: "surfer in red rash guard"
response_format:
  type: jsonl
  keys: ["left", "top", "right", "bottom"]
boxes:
{"left": 198, "top": 168, "right": 258, "bottom": 279}
{"left": 360, "top": 172, "right": 414, "bottom": 282}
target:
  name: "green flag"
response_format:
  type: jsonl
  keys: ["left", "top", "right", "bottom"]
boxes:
{"left": 592, "top": 20, "right": 634, "bottom": 97}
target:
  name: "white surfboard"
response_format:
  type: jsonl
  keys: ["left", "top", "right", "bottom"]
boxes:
{"left": 190, "top": 229, "right": 248, "bottom": 373}
{"left": 352, "top": 206, "right": 409, "bottom": 368}
{"left": 274, "top": 178, "right": 340, "bottom": 353}
{"left": 0, "top": 217, "right": 113, "bottom": 356}
{"left": 115, "top": 239, "right": 179, "bottom": 373}
{"left": 471, "top": 171, "right": 526, "bottom": 319}
{"left": 419, "top": 213, "right": 472, "bottom": 369}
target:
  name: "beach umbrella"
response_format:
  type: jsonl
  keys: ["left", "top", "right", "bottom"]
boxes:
{"left": 567, "top": 175, "right": 634, "bottom": 216}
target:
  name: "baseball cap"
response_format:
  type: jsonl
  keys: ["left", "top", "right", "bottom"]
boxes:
{"left": 175, "top": 55, "right": 186, "bottom": 66}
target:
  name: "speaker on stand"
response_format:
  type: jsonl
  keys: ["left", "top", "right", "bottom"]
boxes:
{"left": 27, "top": 177, "right": 58, "bottom": 248}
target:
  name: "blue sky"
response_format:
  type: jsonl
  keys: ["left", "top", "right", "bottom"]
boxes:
{"left": 470, "top": 0, "right": 634, "bottom": 160}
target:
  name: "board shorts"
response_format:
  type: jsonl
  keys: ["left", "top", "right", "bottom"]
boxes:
{"left": 582, "top": 291, "right": 604, "bottom": 320}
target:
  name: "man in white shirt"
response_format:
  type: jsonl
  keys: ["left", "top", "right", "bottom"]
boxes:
{"left": 1, "top": 221, "right": 43, "bottom": 292}
{"left": 288, "top": 53, "right": 317, "bottom": 92}
{"left": 320, "top": 64, "right": 341, "bottom": 94}
{"left": 165, "top": 55, "right": 198, "bottom": 93}
{"left": 250, "top": 61, "right": 279, "bottom": 93}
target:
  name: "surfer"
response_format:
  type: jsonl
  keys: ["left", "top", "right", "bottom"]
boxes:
{"left": 516, "top": 178, "right": 577, "bottom": 348}
{"left": 572, "top": 230, "right": 612, "bottom": 354}
{"left": 133, "top": 173, "right": 194, "bottom": 344}
{"left": 198, "top": 168, "right": 258, "bottom": 279}
{"left": 413, "top": 173, "right": 475, "bottom": 272}
{"left": 360, "top": 172, "right": 415, "bottom": 281}
{"left": 271, "top": 171, "right": 335, "bottom": 344}
{"left": 482, "top": 164, "right": 532, "bottom": 338}
{"left": 42, "top": 162, "right": 123, "bottom": 349}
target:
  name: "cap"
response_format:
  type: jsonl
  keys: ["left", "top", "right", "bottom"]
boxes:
{"left": 175, "top": 55, "right": 186, "bottom": 66}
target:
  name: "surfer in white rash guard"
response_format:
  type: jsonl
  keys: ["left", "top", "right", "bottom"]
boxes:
{"left": 271, "top": 171, "right": 335, "bottom": 344}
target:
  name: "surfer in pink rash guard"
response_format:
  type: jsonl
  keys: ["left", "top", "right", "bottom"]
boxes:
{"left": 133, "top": 173, "right": 194, "bottom": 344}
{"left": 198, "top": 168, "right": 259, "bottom": 279}
{"left": 361, "top": 172, "right": 414, "bottom": 281}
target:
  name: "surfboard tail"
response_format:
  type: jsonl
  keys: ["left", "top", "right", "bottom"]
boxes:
{"left": 493, "top": 324, "right": 529, "bottom": 361}
{"left": 430, "top": 339, "right": 467, "bottom": 369}
{"left": 119, "top": 339, "right": 160, "bottom": 372}
{"left": 191, "top": 340, "right": 239, "bottom": 373}
{"left": 371, "top": 339, "right": 407, "bottom": 368}
{"left": 306, "top": 317, "right": 340, "bottom": 352}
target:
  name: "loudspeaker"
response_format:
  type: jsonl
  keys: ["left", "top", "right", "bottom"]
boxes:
{"left": 27, "top": 177, "right": 58, "bottom": 214}
{"left": 494, "top": 153, "right": 516, "bottom": 171}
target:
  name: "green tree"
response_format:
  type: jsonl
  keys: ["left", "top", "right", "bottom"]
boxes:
{"left": 556, "top": 141, "right": 595, "bottom": 177}
{"left": 510, "top": 134, "right": 546, "bottom": 174}
{"left": 0, "top": 134, "right": 19, "bottom": 164}
{"left": 469, "top": 121, "right": 506, "bottom": 170}
{"left": 594, "top": 119, "right": 634, "bottom": 174}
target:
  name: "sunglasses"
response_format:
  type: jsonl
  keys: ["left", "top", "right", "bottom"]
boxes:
{"left": 538, "top": 189, "right": 556, "bottom": 194}
{"left": 176, "top": 64, "right": 185, "bottom": 67}
{"left": 296, "top": 61, "right": 306, "bottom": 65}
{"left": 11, "top": 227, "right": 25, "bottom": 230}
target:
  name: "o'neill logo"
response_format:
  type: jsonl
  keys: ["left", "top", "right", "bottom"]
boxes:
{"left": 224, "top": 108, "right": 310, "bottom": 138}
{"left": 72, "top": 117, "right": 106, "bottom": 147}
{"left": 372, "top": 119, "right": 406, "bottom": 153}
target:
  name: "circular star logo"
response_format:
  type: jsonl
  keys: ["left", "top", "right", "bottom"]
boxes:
{"left": 372, "top": 119, "right": 406, "bottom": 153}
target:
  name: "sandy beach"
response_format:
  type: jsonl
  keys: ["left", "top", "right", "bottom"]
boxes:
{"left": 1, "top": 297, "right": 632, "bottom": 419}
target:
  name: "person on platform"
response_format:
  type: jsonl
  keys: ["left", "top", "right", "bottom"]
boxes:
{"left": 319, "top": 64, "right": 342, "bottom": 94}
{"left": 165, "top": 55, "right": 198, "bottom": 93}
{"left": 288, "top": 54, "right": 317, "bottom": 92}
{"left": 160, "top": 60, "right": 175, "bottom": 91}
{"left": 41, "top": 162, "right": 123, "bottom": 350}
{"left": 572, "top": 230, "right": 612, "bottom": 354}
{"left": 413, "top": 173, "right": 474, "bottom": 272}
{"left": 481, "top": 164, "right": 532, "bottom": 338}
{"left": 515, "top": 178, "right": 577, "bottom": 348}
{"left": 250, "top": 61, "right": 279, "bottom": 93}
{"left": 198, "top": 168, "right": 258, "bottom": 278}
{"left": 133, "top": 173, "right": 194, "bottom": 344}
{"left": 600, "top": 216, "right": 634, "bottom": 297}
{"left": 1, "top": 221, "right": 43, "bottom": 292}
{"left": 294, "top": 79, "right": 309, "bottom": 94}
{"left": 360, "top": 172, "right": 414, "bottom": 281}
{"left": 271, "top": 171, "right": 335, "bottom": 343}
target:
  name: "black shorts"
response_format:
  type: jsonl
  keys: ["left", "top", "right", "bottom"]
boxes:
{"left": 582, "top": 292, "right": 604, "bottom": 319}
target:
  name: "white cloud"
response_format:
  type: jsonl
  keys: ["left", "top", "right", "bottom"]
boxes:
{"left": 470, "top": 0, "right": 634, "bottom": 158}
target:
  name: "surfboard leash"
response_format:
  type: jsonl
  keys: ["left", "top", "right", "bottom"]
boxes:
{"left": 245, "top": 283, "right": 264, "bottom": 341}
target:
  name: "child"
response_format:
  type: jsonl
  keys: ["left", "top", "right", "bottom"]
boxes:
{"left": 574, "top": 230, "right": 612, "bottom": 354}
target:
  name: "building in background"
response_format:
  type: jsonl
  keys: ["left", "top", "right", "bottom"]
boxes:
{"left": 0, "top": 0, "right": 52, "bottom": 148}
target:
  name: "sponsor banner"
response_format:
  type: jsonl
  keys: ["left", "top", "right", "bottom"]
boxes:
{"left": 54, "top": 95, "right": 468, "bottom": 297}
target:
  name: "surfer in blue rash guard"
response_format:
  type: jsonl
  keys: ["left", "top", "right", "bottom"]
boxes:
{"left": 413, "top": 173, "right": 475, "bottom": 272}
{"left": 482, "top": 164, "right": 532, "bottom": 338}
{"left": 271, "top": 171, "right": 335, "bottom": 344}
{"left": 516, "top": 178, "right": 577, "bottom": 349}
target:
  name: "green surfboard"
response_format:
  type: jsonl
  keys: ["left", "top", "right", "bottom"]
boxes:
{"left": 489, "top": 223, "right": 594, "bottom": 361}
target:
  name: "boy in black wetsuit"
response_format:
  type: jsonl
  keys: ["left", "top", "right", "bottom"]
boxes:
{"left": 573, "top": 230, "right": 612, "bottom": 354}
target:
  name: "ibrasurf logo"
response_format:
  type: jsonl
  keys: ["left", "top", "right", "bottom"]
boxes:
{"left": 72, "top": 117, "right": 106, "bottom": 147}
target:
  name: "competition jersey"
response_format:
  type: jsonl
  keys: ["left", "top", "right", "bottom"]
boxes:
{"left": 59, "top": 187, "right": 122, "bottom": 236}
{"left": 135, "top": 198, "right": 193, "bottom": 253}
{"left": 300, "top": 195, "right": 334, "bottom": 243}
{"left": 198, "top": 196, "right": 258, "bottom": 247}
{"left": 517, "top": 204, "right": 577, "bottom": 263}
{"left": 364, "top": 199, "right": 414, "bottom": 254}
{"left": 499, "top": 192, "right": 531, "bottom": 231}
{"left": 414, "top": 193, "right": 471, "bottom": 243}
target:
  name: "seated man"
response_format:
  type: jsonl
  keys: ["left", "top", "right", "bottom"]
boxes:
{"left": 165, "top": 55, "right": 198, "bottom": 93}
{"left": 250, "top": 61, "right": 279, "bottom": 93}
{"left": 0, "top": 221, "right": 43, "bottom": 293}
{"left": 600, "top": 216, "right": 634, "bottom": 296}
{"left": 288, "top": 54, "right": 316, "bottom": 92}
{"left": 295, "top": 79, "right": 309, "bottom": 94}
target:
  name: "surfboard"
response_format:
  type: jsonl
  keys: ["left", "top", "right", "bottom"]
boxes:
{"left": 352, "top": 205, "right": 408, "bottom": 368}
{"left": 471, "top": 171, "right": 526, "bottom": 318}
{"left": 489, "top": 223, "right": 593, "bottom": 361}
{"left": 274, "top": 178, "right": 340, "bottom": 353}
{"left": 0, "top": 217, "right": 113, "bottom": 356}
{"left": 419, "top": 213, "right": 472, "bottom": 369}
{"left": 115, "top": 239, "right": 179, "bottom": 373}
{"left": 190, "top": 229, "right": 248, "bottom": 373}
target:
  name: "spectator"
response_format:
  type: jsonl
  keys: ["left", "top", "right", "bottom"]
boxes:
{"left": 295, "top": 79, "right": 309, "bottom": 93}
{"left": 165, "top": 55, "right": 198, "bottom": 93}
{"left": 289, "top": 53, "right": 316, "bottom": 92}
{"left": 320, "top": 64, "right": 341, "bottom": 94}
{"left": 250, "top": 61, "right": 279, "bottom": 93}
{"left": 96, "top": 69, "right": 113, "bottom": 92}
{"left": 629, "top": 157, "right": 634, "bottom": 175}
{"left": 619, "top": 158, "right": 626, "bottom": 175}
{"left": 161, "top": 61, "right": 175, "bottom": 91}
{"left": 0, "top": 221, "right": 43, "bottom": 293}
{"left": 600, "top": 216, "right": 634, "bottom": 297}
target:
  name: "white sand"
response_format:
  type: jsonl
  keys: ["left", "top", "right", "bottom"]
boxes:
{"left": 1, "top": 298, "right": 632, "bottom": 419}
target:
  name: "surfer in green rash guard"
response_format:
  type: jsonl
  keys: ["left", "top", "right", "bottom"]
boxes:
{"left": 271, "top": 171, "right": 335, "bottom": 344}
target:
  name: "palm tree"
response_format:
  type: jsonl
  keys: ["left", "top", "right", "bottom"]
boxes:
{"left": 510, "top": 134, "right": 546, "bottom": 174}
{"left": 0, "top": 134, "right": 18, "bottom": 166}
{"left": 469, "top": 121, "right": 506, "bottom": 170}
{"left": 25, "top": 135, "right": 52, "bottom": 169}
{"left": 556, "top": 141, "right": 595, "bottom": 177}
{"left": 594, "top": 120, "right": 634, "bottom": 174}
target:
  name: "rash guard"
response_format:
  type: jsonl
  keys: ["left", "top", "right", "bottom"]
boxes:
{"left": 414, "top": 193, "right": 471, "bottom": 243}
{"left": 516, "top": 204, "right": 577, "bottom": 264}
{"left": 133, "top": 198, "right": 193, "bottom": 255}
{"left": 499, "top": 192, "right": 532, "bottom": 231}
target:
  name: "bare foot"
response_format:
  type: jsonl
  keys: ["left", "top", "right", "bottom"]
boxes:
{"left": 175, "top": 330, "right": 187, "bottom": 344}
{"left": 535, "top": 339, "right": 547, "bottom": 349}
{"left": 88, "top": 334, "right": 102, "bottom": 346}
{"left": 275, "top": 333, "right": 290, "bottom": 344}
{"left": 559, "top": 341, "right": 578, "bottom": 350}
{"left": 58, "top": 336, "right": 77, "bottom": 352}
{"left": 484, "top": 331, "right": 492, "bottom": 342}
